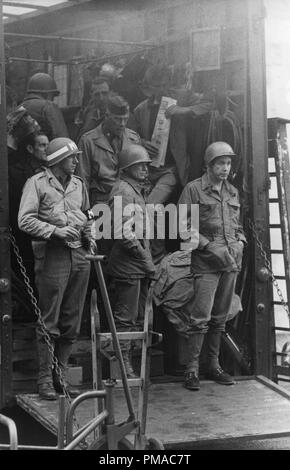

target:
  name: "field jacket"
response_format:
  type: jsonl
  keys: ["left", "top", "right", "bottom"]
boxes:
{"left": 178, "top": 173, "right": 246, "bottom": 272}
{"left": 76, "top": 124, "right": 141, "bottom": 204}
{"left": 107, "top": 175, "right": 155, "bottom": 279}
{"left": 18, "top": 168, "right": 91, "bottom": 251}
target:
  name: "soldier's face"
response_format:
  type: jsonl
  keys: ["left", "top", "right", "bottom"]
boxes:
{"left": 126, "top": 162, "right": 149, "bottom": 182}
{"left": 208, "top": 156, "right": 232, "bottom": 183}
{"left": 91, "top": 82, "right": 109, "bottom": 108}
{"left": 106, "top": 112, "right": 129, "bottom": 137}
{"left": 60, "top": 154, "right": 79, "bottom": 175}
{"left": 31, "top": 135, "right": 49, "bottom": 161}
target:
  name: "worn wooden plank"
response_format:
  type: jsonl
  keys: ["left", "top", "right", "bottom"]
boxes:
{"left": 16, "top": 394, "right": 59, "bottom": 436}
{"left": 15, "top": 377, "right": 290, "bottom": 446}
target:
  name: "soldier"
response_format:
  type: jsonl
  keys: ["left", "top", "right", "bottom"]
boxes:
{"left": 178, "top": 141, "right": 246, "bottom": 391}
{"left": 133, "top": 64, "right": 178, "bottom": 206}
{"left": 18, "top": 137, "right": 94, "bottom": 400}
{"left": 107, "top": 145, "right": 155, "bottom": 377}
{"left": 75, "top": 76, "right": 110, "bottom": 141}
{"left": 76, "top": 94, "right": 141, "bottom": 206}
{"left": 21, "top": 72, "right": 69, "bottom": 140}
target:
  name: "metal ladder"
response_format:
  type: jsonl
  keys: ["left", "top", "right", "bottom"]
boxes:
{"left": 267, "top": 117, "right": 290, "bottom": 383}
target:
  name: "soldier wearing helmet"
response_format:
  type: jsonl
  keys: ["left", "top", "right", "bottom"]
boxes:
{"left": 18, "top": 137, "right": 95, "bottom": 400}
{"left": 178, "top": 141, "right": 246, "bottom": 391}
{"left": 107, "top": 144, "right": 155, "bottom": 378}
{"left": 21, "top": 72, "right": 69, "bottom": 140}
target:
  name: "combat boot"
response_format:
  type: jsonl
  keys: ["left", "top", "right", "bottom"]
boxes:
{"left": 184, "top": 372, "right": 200, "bottom": 391}
{"left": 53, "top": 341, "right": 81, "bottom": 397}
{"left": 184, "top": 333, "right": 204, "bottom": 391}
{"left": 204, "top": 367, "right": 235, "bottom": 385}
{"left": 38, "top": 382, "right": 57, "bottom": 400}
{"left": 37, "top": 338, "right": 57, "bottom": 400}
{"left": 204, "top": 331, "right": 235, "bottom": 385}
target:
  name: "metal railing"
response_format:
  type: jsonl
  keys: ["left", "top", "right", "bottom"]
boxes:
{"left": 0, "top": 414, "right": 18, "bottom": 450}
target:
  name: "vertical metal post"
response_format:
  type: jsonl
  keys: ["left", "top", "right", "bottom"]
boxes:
{"left": 0, "top": 0, "right": 13, "bottom": 409}
{"left": 57, "top": 396, "right": 66, "bottom": 449}
{"left": 247, "top": 0, "right": 273, "bottom": 377}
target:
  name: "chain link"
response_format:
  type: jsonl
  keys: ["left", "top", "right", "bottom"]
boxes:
{"left": 248, "top": 218, "right": 290, "bottom": 319}
{"left": 8, "top": 229, "right": 87, "bottom": 447}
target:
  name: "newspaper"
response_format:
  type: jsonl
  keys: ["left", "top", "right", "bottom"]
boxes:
{"left": 150, "top": 96, "right": 177, "bottom": 168}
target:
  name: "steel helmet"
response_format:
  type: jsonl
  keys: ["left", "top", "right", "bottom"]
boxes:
{"left": 46, "top": 137, "right": 81, "bottom": 167}
{"left": 99, "top": 63, "right": 117, "bottom": 80}
{"left": 204, "top": 141, "right": 237, "bottom": 166}
{"left": 119, "top": 144, "right": 151, "bottom": 170}
{"left": 27, "top": 73, "right": 60, "bottom": 96}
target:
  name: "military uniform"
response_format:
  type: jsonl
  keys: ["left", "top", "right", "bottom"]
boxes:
{"left": 178, "top": 170, "right": 246, "bottom": 388}
{"left": 21, "top": 93, "right": 69, "bottom": 140}
{"left": 18, "top": 167, "right": 91, "bottom": 388}
{"left": 108, "top": 172, "right": 155, "bottom": 376}
{"left": 178, "top": 172, "right": 246, "bottom": 333}
{"left": 108, "top": 174, "right": 155, "bottom": 332}
{"left": 76, "top": 124, "right": 141, "bottom": 205}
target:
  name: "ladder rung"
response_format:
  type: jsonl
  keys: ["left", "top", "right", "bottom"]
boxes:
{"left": 273, "top": 365, "right": 290, "bottom": 377}
{"left": 269, "top": 224, "right": 282, "bottom": 229}
{"left": 98, "top": 332, "right": 145, "bottom": 341}
{"left": 273, "top": 326, "right": 290, "bottom": 331}
{"left": 270, "top": 250, "right": 284, "bottom": 254}
{"left": 269, "top": 198, "right": 279, "bottom": 203}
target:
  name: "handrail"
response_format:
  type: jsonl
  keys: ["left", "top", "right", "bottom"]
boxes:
{"left": 0, "top": 414, "right": 18, "bottom": 450}
{"left": 65, "top": 390, "right": 107, "bottom": 444}
{"left": 64, "top": 410, "right": 109, "bottom": 450}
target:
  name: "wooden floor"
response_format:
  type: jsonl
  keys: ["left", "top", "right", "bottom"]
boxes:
{"left": 15, "top": 375, "right": 290, "bottom": 449}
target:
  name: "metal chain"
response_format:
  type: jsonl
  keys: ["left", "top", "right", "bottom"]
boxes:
{"left": 248, "top": 218, "right": 290, "bottom": 319}
{"left": 8, "top": 229, "right": 87, "bottom": 447}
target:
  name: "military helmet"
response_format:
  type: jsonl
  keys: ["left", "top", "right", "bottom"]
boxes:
{"left": 204, "top": 141, "right": 237, "bottom": 166}
{"left": 99, "top": 63, "right": 117, "bottom": 80}
{"left": 119, "top": 144, "right": 151, "bottom": 170}
{"left": 46, "top": 137, "right": 81, "bottom": 167}
{"left": 27, "top": 73, "right": 60, "bottom": 96}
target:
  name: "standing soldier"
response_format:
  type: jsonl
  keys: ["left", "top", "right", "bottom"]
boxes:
{"left": 107, "top": 145, "right": 156, "bottom": 377}
{"left": 75, "top": 76, "right": 110, "bottom": 141}
{"left": 76, "top": 94, "right": 140, "bottom": 207}
{"left": 18, "top": 137, "right": 94, "bottom": 400}
{"left": 21, "top": 72, "right": 69, "bottom": 140}
{"left": 178, "top": 141, "right": 246, "bottom": 391}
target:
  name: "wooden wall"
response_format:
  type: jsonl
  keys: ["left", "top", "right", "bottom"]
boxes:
{"left": 4, "top": 0, "right": 248, "bottom": 106}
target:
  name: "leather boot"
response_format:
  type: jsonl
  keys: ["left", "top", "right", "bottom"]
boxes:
{"left": 37, "top": 339, "right": 57, "bottom": 400}
{"left": 38, "top": 382, "right": 57, "bottom": 401}
{"left": 204, "top": 331, "right": 234, "bottom": 385}
{"left": 184, "top": 333, "right": 204, "bottom": 391}
{"left": 53, "top": 341, "right": 81, "bottom": 397}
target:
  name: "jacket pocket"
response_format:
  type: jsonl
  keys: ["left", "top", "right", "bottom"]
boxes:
{"left": 228, "top": 201, "right": 240, "bottom": 219}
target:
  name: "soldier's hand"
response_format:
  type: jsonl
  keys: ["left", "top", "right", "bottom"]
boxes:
{"left": 164, "top": 104, "right": 177, "bottom": 118}
{"left": 54, "top": 226, "right": 80, "bottom": 241}
{"left": 142, "top": 140, "right": 159, "bottom": 158}
{"left": 89, "top": 239, "right": 98, "bottom": 254}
